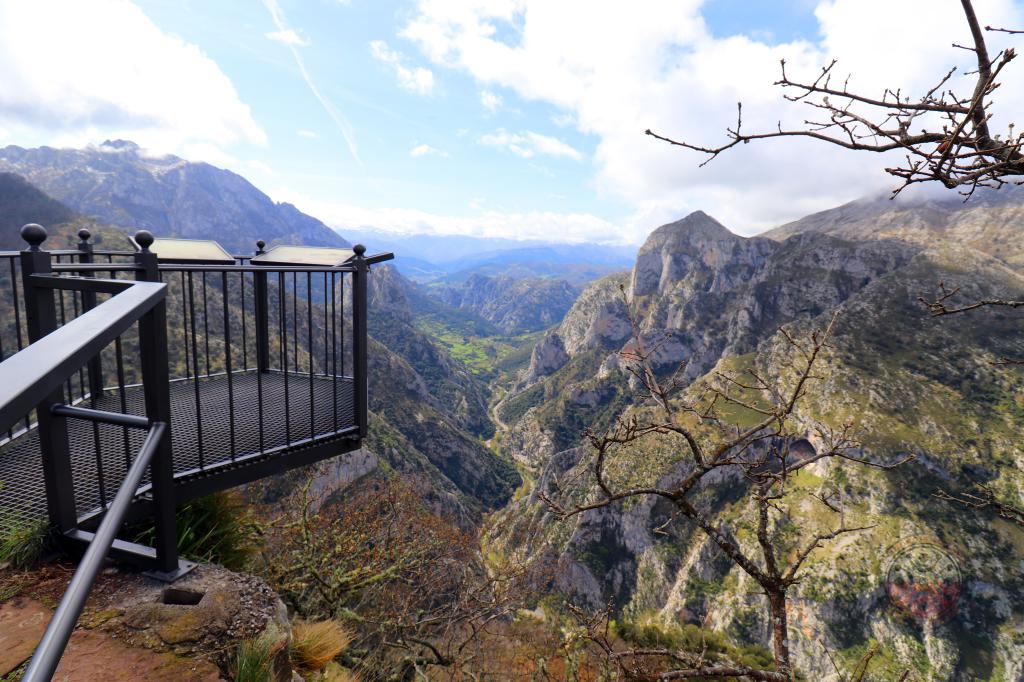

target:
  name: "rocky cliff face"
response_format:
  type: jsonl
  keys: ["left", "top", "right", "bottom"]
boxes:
{"left": 0, "top": 141, "right": 348, "bottom": 253}
{"left": 432, "top": 273, "right": 580, "bottom": 333}
{"left": 490, "top": 203, "right": 1024, "bottom": 680}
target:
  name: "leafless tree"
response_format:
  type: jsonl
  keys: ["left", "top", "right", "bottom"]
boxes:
{"left": 647, "top": 0, "right": 1023, "bottom": 198}
{"left": 648, "top": 0, "right": 1024, "bottom": 561}
{"left": 542, "top": 294, "right": 912, "bottom": 680}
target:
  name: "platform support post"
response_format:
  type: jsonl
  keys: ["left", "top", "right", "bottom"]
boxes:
{"left": 20, "top": 224, "right": 77, "bottom": 534}
{"left": 351, "top": 245, "right": 369, "bottom": 438}
{"left": 253, "top": 240, "right": 270, "bottom": 373}
{"left": 134, "top": 231, "right": 179, "bottom": 573}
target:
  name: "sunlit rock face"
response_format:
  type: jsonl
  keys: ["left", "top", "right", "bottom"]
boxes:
{"left": 490, "top": 198, "right": 1024, "bottom": 681}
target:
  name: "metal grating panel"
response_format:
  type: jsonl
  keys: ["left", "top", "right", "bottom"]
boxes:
{"left": 0, "top": 370, "right": 355, "bottom": 522}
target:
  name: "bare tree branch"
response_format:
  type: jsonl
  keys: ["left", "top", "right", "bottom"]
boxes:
{"left": 647, "top": 0, "right": 1024, "bottom": 196}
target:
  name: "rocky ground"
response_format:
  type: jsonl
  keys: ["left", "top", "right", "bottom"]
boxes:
{"left": 0, "top": 561, "right": 290, "bottom": 681}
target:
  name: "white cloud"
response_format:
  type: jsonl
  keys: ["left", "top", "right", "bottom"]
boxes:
{"left": 479, "top": 129, "right": 582, "bottom": 160}
{"left": 0, "top": 0, "right": 265, "bottom": 155}
{"left": 480, "top": 90, "right": 502, "bottom": 111}
{"left": 263, "top": 0, "right": 360, "bottom": 162}
{"left": 271, "top": 186, "right": 625, "bottom": 244}
{"left": 410, "top": 143, "right": 448, "bottom": 157}
{"left": 401, "top": 0, "right": 1024, "bottom": 233}
{"left": 265, "top": 29, "right": 310, "bottom": 47}
{"left": 369, "top": 40, "right": 436, "bottom": 95}
{"left": 297, "top": 129, "right": 318, "bottom": 139}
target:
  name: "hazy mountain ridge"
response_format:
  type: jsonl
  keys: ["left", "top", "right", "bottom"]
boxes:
{"left": 430, "top": 273, "right": 580, "bottom": 334}
{"left": 0, "top": 141, "right": 348, "bottom": 253}
{"left": 767, "top": 185, "right": 1024, "bottom": 267}
{"left": 488, "top": 199, "right": 1024, "bottom": 679}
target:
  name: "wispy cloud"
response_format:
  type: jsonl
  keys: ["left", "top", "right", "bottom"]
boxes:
{"left": 480, "top": 90, "right": 501, "bottom": 112}
{"left": 410, "top": 143, "right": 447, "bottom": 157}
{"left": 369, "top": 40, "right": 435, "bottom": 95}
{"left": 297, "top": 129, "right": 318, "bottom": 139}
{"left": 265, "top": 29, "right": 310, "bottom": 47}
{"left": 262, "top": 0, "right": 360, "bottom": 163}
{"left": 479, "top": 129, "right": 582, "bottom": 160}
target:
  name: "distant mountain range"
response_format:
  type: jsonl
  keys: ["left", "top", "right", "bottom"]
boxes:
{"left": 345, "top": 227, "right": 635, "bottom": 286}
{"left": 0, "top": 140, "right": 348, "bottom": 254}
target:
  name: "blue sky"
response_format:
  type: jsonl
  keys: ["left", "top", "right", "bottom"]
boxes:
{"left": 1, "top": 0, "right": 1022, "bottom": 243}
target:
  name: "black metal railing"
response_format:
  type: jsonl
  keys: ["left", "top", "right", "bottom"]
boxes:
{"left": 0, "top": 225, "right": 179, "bottom": 682}
{"left": 0, "top": 224, "right": 390, "bottom": 679}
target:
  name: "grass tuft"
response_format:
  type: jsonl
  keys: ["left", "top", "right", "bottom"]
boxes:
{"left": 0, "top": 515, "right": 49, "bottom": 569}
{"left": 233, "top": 632, "right": 276, "bottom": 682}
{"left": 130, "top": 491, "right": 261, "bottom": 570}
{"left": 290, "top": 620, "right": 353, "bottom": 675}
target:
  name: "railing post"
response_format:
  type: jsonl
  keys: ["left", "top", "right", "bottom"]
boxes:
{"left": 20, "top": 224, "right": 77, "bottom": 533}
{"left": 77, "top": 228, "right": 104, "bottom": 397}
{"left": 253, "top": 240, "right": 270, "bottom": 373}
{"left": 133, "top": 230, "right": 179, "bottom": 574}
{"left": 351, "top": 244, "right": 369, "bottom": 438}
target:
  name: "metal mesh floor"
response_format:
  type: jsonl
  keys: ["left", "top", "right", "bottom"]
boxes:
{"left": 0, "top": 371, "right": 355, "bottom": 521}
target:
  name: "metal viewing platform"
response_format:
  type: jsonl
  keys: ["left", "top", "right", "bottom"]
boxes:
{"left": 0, "top": 225, "right": 391, "bottom": 681}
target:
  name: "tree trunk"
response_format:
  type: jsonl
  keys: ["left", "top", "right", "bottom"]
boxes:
{"left": 768, "top": 588, "right": 793, "bottom": 679}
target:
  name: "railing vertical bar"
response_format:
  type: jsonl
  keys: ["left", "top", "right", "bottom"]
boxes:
{"left": 11, "top": 258, "right": 29, "bottom": 432}
{"left": 331, "top": 271, "right": 337, "bottom": 432}
{"left": 115, "top": 336, "right": 130, "bottom": 471}
{"left": 292, "top": 271, "right": 298, "bottom": 374}
{"left": 10, "top": 257, "right": 24, "bottom": 351}
{"left": 55, "top": 258, "right": 73, "bottom": 400}
{"left": 279, "top": 271, "right": 290, "bottom": 444}
{"left": 201, "top": 272, "right": 210, "bottom": 377}
{"left": 180, "top": 270, "right": 191, "bottom": 380}
{"left": 222, "top": 271, "right": 235, "bottom": 460}
{"left": 0, "top": 263, "right": 7, "bottom": 439}
{"left": 323, "top": 272, "right": 329, "bottom": 377}
{"left": 307, "top": 272, "right": 314, "bottom": 439}
{"left": 240, "top": 270, "right": 248, "bottom": 370}
{"left": 188, "top": 271, "right": 204, "bottom": 468}
{"left": 344, "top": 270, "right": 348, "bottom": 376}
{"left": 70, "top": 282, "right": 85, "bottom": 399}
{"left": 78, "top": 231, "right": 103, "bottom": 399}
{"left": 255, "top": 270, "right": 265, "bottom": 453}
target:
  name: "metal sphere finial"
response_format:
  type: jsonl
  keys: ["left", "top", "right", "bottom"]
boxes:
{"left": 256, "top": 239, "right": 266, "bottom": 254}
{"left": 77, "top": 228, "right": 92, "bottom": 243}
{"left": 21, "top": 224, "right": 47, "bottom": 250}
{"left": 135, "top": 230, "right": 155, "bottom": 252}
{"left": 353, "top": 243, "right": 366, "bottom": 257}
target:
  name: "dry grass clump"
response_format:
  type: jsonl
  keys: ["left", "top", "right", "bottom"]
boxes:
{"left": 290, "top": 620, "right": 354, "bottom": 675}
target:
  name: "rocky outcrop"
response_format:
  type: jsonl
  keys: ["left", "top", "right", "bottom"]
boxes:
{"left": 0, "top": 562, "right": 290, "bottom": 680}
{"left": 490, "top": 205, "right": 1024, "bottom": 681}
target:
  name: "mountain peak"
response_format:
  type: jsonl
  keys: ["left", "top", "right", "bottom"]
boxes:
{"left": 99, "top": 139, "right": 140, "bottom": 152}
{"left": 641, "top": 210, "right": 736, "bottom": 253}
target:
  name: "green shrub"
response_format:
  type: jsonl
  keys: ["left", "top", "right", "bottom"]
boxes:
{"left": 130, "top": 491, "right": 261, "bottom": 570}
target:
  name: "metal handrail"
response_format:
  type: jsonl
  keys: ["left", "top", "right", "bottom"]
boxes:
{"left": 21, "top": 421, "right": 167, "bottom": 682}
{"left": 0, "top": 278, "right": 165, "bottom": 432}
